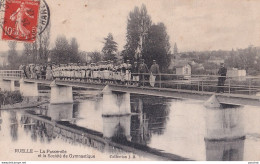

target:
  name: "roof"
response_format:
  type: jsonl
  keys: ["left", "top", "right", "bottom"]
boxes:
{"left": 175, "top": 62, "right": 191, "bottom": 68}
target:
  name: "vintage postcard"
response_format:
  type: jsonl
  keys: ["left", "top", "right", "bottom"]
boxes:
{"left": 0, "top": 0, "right": 260, "bottom": 162}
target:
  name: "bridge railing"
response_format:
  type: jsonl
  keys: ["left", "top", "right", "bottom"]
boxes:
{"left": 154, "top": 73, "right": 260, "bottom": 96}
{"left": 0, "top": 70, "right": 23, "bottom": 78}
{"left": 108, "top": 72, "right": 260, "bottom": 96}
{"left": 2, "top": 68, "right": 260, "bottom": 96}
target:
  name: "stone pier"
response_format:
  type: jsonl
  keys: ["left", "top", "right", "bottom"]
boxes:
{"left": 204, "top": 94, "right": 245, "bottom": 160}
{"left": 102, "top": 85, "right": 131, "bottom": 116}
{"left": 19, "top": 78, "right": 38, "bottom": 97}
{"left": 102, "top": 85, "right": 131, "bottom": 141}
{"left": 0, "top": 78, "right": 15, "bottom": 91}
{"left": 50, "top": 80, "right": 73, "bottom": 104}
{"left": 204, "top": 95, "right": 245, "bottom": 141}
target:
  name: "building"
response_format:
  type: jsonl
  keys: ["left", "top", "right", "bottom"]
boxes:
{"left": 227, "top": 68, "right": 246, "bottom": 81}
{"left": 175, "top": 62, "right": 191, "bottom": 79}
{"left": 227, "top": 68, "right": 246, "bottom": 77}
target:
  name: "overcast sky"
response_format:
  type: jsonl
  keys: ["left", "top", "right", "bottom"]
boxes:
{"left": 0, "top": 0, "right": 260, "bottom": 53}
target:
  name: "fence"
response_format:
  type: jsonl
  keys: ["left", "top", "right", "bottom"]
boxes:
{"left": 1, "top": 69, "right": 260, "bottom": 96}
{"left": 93, "top": 73, "right": 260, "bottom": 96}
{"left": 0, "top": 70, "right": 23, "bottom": 78}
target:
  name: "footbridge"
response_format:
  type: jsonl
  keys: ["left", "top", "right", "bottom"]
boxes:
{"left": 1, "top": 70, "right": 260, "bottom": 106}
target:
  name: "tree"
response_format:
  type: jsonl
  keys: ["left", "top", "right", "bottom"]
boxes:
{"left": 39, "top": 21, "right": 51, "bottom": 63}
{"left": 102, "top": 33, "right": 118, "bottom": 61}
{"left": 88, "top": 51, "right": 103, "bottom": 63}
{"left": 143, "top": 23, "right": 171, "bottom": 71}
{"left": 122, "top": 4, "right": 152, "bottom": 61}
{"left": 69, "top": 37, "right": 81, "bottom": 63}
{"left": 7, "top": 41, "right": 18, "bottom": 69}
{"left": 51, "top": 35, "right": 70, "bottom": 64}
{"left": 21, "top": 43, "right": 34, "bottom": 64}
{"left": 21, "top": 21, "right": 51, "bottom": 65}
{"left": 174, "top": 42, "right": 178, "bottom": 54}
{"left": 51, "top": 36, "right": 83, "bottom": 64}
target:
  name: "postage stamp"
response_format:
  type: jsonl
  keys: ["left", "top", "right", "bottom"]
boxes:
{"left": 1, "top": 0, "right": 40, "bottom": 42}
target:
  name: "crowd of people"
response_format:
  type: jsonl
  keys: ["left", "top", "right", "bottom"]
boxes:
{"left": 19, "top": 59, "right": 161, "bottom": 87}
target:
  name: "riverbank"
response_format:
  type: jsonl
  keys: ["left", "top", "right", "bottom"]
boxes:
{"left": 0, "top": 91, "right": 49, "bottom": 110}
{"left": 0, "top": 91, "right": 23, "bottom": 106}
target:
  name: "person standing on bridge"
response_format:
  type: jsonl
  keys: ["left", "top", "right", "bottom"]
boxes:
{"left": 139, "top": 59, "right": 149, "bottom": 86}
{"left": 217, "top": 63, "right": 227, "bottom": 93}
{"left": 149, "top": 60, "right": 160, "bottom": 87}
{"left": 131, "top": 61, "right": 139, "bottom": 86}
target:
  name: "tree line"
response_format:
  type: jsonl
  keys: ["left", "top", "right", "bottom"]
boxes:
{"left": 5, "top": 4, "right": 171, "bottom": 72}
{"left": 7, "top": 4, "right": 259, "bottom": 76}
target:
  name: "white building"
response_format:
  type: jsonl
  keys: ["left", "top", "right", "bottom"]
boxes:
{"left": 175, "top": 62, "right": 191, "bottom": 79}
{"left": 227, "top": 68, "right": 246, "bottom": 81}
{"left": 227, "top": 68, "right": 246, "bottom": 77}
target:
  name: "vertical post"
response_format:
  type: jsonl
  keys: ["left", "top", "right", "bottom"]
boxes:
{"left": 249, "top": 78, "right": 251, "bottom": 95}
{"left": 228, "top": 78, "right": 231, "bottom": 94}
{"left": 198, "top": 81, "right": 200, "bottom": 91}
{"left": 142, "top": 73, "right": 144, "bottom": 87}
{"left": 159, "top": 74, "right": 161, "bottom": 88}
{"left": 202, "top": 81, "right": 204, "bottom": 92}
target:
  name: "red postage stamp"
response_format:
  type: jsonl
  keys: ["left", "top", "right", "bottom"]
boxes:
{"left": 1, "top": 0, "right": 40, "bottom": 42}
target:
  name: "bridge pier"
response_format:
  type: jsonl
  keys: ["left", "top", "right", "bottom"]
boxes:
{"left": 101, "top": 85, "right": 131, "bottom": 141}
{"left": 204, "top": 95, "right": 245, "bottom": 141}
{"left": 50, "top": 80, "right": 73, "bottom": 104}
{"left": 48, "top": 104, "right": 73, "bottom": 121}
{"left": 0, "top": 78, "right": 15, "bottom": 91}
{"left": 103, "top": 115, "right": 131, "bottom": 141}
{"left": 19, "top": 78, "right": 38, "bottom": 97}
{"left": 102, "top": 85, "right": 131, "bottom": 116}
{"left": 204, "top": 94, "right": 245, "bottom": 160}
{"left": 205, "top": 137, "right": 244, "bottom": 161}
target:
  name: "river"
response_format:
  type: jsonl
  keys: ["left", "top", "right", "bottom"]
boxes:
{"left": 0, "top": 91, "right": 259, "bottom": 161}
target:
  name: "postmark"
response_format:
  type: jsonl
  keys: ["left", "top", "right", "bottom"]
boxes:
{"left": 0, "top": 0, "right": 50, "bottom": 42}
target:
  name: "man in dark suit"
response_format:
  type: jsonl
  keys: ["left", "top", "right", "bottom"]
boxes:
{"left": 217, "top": 63, "right": 227, "bottom": 93}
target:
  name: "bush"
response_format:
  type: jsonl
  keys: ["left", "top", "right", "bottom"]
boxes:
{"left": 0, "top": 91, "right": 23, "bottom": 105}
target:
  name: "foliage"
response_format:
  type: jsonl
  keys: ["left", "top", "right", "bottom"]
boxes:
{"left": 20, "top": 22, "right": 51, "bottom": 65}
{"left": 102, "top": 33, "right": 118, "bottom": 61}
{"left": 51, "top": 36, "right": 81, "bottom": 64}
{"left": 122, "top": 4, "right": 171, "bottom": 71}
{"left": 122, "top": 4, "right": 152, "bottom": 62}
{"left": 225, "top": 46, "right": 260, "bottom": 74}
{"left": 88, "top": 51, "right": 103, "bottom": 63}
{"left": 7, "top": 41, "right": 19, "bottom": 69}
{"left": 0, "top": 91, "right": 23, "bottom": 105}
{"left": 143, "top": 23, "right": 171, "bottom": 71}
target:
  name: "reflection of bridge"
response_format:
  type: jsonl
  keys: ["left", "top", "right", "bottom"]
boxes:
{"left": 1, "top": 70, "right": 260, "bottom": 106}
{"left": 19, "top": 98, "right": 246, "bottom": 161}
{"left": 21, "top": 108, "right": 190, "bottom": 161}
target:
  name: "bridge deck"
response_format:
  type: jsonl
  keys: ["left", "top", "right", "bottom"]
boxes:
{"left": 4, "top": 77, "right": 260, "bottom": 106}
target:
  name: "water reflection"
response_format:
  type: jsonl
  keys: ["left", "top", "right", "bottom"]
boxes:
{"left": 204, "top": 105, "right": 245, "bottom": 161}
{"left": 0, "top": 110, "right": 2, "bottom": 131}
{"left": 205, "top": 138, "right": 244, "bottom": 161}
{"left": 9, "top": 111, "right": 18, "bottom": 141}
{"left": 48, "top": 104, "right": 73, "bottom": 121}
{"left": 103, "top": 115, "right": 131, "bottom": 142}
{"left": 21, "top": 114, "right": 53, "bottom": 143}
{"left": 205, "top": 106, "right": 244, "bottom": 140}
{"left": 130, "top": 97, "right": 170, "bottom": 145}
{"left": 2, "top": 93, "right": 259, "bottom": 161}
{"left": 18, "top": 96, "right": 171, "bottom": 157}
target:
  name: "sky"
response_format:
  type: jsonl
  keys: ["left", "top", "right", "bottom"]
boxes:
{"left": 0, "top": 0, "right": 260, "bottom": 53}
